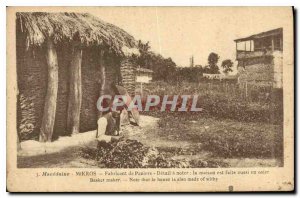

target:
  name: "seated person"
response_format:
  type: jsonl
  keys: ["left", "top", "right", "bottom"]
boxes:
{"left": 96, "top": 83, "right": 140, "bottom": 143}
{"left": 96, "top": 110, "right": 121, "bottom": 143}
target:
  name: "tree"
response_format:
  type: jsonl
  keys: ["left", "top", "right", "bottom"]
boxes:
{"left": 136, "top": 40, "right": 151, "bottom": 67}
{"left": 221, "top": 59, "right": 234, "bottom": 74}
{"left": 133, "top": 40, "right": 177, "bottom": 82}
{"left": 207, "top": 52, "right": 220, "bottom": 74}
{"left": 175, "top": 66, "right": 203, "bottom": 82}
{"left": 137, "top": 40, "right": 150, "bottom": 54}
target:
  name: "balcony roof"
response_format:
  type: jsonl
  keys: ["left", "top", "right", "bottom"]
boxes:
{"left": 234, "top": 28, "right": 283, "bottom": 42}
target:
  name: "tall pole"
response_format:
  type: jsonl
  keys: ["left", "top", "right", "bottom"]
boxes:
{"left": 39, "top": 38, "right": 58, "bottom": 142}
{"left": 67, "top": 44, "right": 82, "bottom": 134}
{"left": 98, "top": 50, "right": 106, "bottom": 119}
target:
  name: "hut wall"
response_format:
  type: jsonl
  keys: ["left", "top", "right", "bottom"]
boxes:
{"left": 80, "top": 47, "right": 100, "bottom": 132}
{"left": 120, "top": 59, "right": 136, "bottom": 95}
{"left": 80, "top": 49, "right": 121, "bottom": 132}
{"left": 17, "top": 43, "right": 71, "bottom": 140}
{"left": 17, "top": 45, "right": 48, "bottom": 141}
{"left": 17, "top": 43, "right": 132, "bottom": 140}
{"left": 106, "top": 55, "right": 121, "bottom": 86}
{"left": 16, "top": 13, "right": 139, "bottom": 141}
{"left": 53, "top": 44, "right": 71, "bottom": 139}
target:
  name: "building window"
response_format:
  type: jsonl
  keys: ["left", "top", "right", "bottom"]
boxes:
{"left": 237, "top": 40, "right": 254, "bottom": 51}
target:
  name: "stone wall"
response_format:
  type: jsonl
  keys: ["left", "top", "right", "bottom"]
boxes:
{"left": 237, "top": 52, "right": 283, "bottom": 88}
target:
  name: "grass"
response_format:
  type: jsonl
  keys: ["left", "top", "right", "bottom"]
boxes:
{"left": 140, "top": 81, "right": 283, "bottom": 124}
{"left": 150, "top": 112, "right": 283, "bottom": 159}
{"left": 140, "top": 81, "right": 283, "bottom": 161}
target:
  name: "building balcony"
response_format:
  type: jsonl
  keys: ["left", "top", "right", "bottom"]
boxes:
{"left": 236, "top": 49, "right": 282, "bottom": 60}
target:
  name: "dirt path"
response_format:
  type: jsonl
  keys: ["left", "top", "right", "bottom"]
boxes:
{"left": 17, "top": 115, "right": 158, "bottom": 168}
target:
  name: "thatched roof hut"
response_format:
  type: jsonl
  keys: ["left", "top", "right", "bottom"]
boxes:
{"left": 17, "top": 12, "right": 139, "bottom": 55}
{"left": 16, "top": 12, "right": 139, "bottom": 142}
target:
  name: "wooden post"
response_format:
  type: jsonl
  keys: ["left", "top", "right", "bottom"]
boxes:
{"left": 236, "top": 42, "right": 238, "bottom": 59}
{"left": 245, "top": 82, "right": 248, "bottom": 98}
{"left": 140, "top": 82, "right": 143, "bottom": 96}
{"left": 98, "top": 50, "right": 106, "bottom": 118}
{"left": 271, "top": 36, "right": 274, "bottom": 51}
{"left": 280, "top": 37, "right": 283, "bottom": 50}
{"left": 96, "top": 50, "right": 106, "bottom": 139}
{"left": 67, "top": 45, "right": 82, "bottom": 134}
{"left": 39, "top": 38, "right": 58, "bottom": 142}
{"left": 17, "top": 133, "right": 21, "bottom": 151}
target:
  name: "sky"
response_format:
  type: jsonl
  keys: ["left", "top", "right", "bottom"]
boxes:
{"left": 86, "top": 7, "right": 292, "bottom": 70}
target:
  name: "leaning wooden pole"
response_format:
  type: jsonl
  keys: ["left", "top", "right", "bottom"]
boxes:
{"left": 39, "top": 38, "right": 58, "bottom": 142}
{"left": 67, "top": 45, "right": 82, "bottom": 134}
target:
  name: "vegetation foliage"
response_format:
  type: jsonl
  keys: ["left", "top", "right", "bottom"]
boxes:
{"left": 133, "top": 40, "right": 233, "bottom": 82}
{"left": 80, "top": 138, "right": 230, "bottom": 168}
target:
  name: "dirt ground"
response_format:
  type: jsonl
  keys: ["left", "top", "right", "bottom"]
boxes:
{"left": 18, "top": 115, "right": 281, "bottom": 168}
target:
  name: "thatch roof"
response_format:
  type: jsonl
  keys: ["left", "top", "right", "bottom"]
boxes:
{"left": 16, "top": 12, "right": 139, "bottom": 56}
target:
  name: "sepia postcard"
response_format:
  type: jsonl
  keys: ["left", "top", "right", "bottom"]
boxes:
{"left": 7, "top": 6, "right": 294, "bottom": 192}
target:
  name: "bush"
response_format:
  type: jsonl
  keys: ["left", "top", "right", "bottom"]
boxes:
{"left": 80, "top": 138, "right": 230, "bottom": 168}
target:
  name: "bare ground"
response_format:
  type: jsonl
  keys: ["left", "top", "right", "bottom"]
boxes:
{"left": 17, "top": 115, "right": 280, "bottom": 168}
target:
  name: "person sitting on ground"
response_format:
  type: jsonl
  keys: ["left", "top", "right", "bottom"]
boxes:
{"left": 96, "top": 83, "right": 140, "bottom": 145}
{"left": 96, "top": 110, "right": 121, "bottom": 146}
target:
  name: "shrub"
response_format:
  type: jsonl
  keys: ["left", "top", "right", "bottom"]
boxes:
{"left": 80, "top": 138, "right": 230, "bottom": 168}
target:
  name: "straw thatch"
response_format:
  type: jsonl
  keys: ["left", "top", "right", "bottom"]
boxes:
{"left": 16, "top": 12, "right": 139, "bottom": 56}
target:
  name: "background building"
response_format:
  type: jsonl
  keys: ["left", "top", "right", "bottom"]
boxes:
{"left": 235, "top": 28, "right": 283, "bottom": 88}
